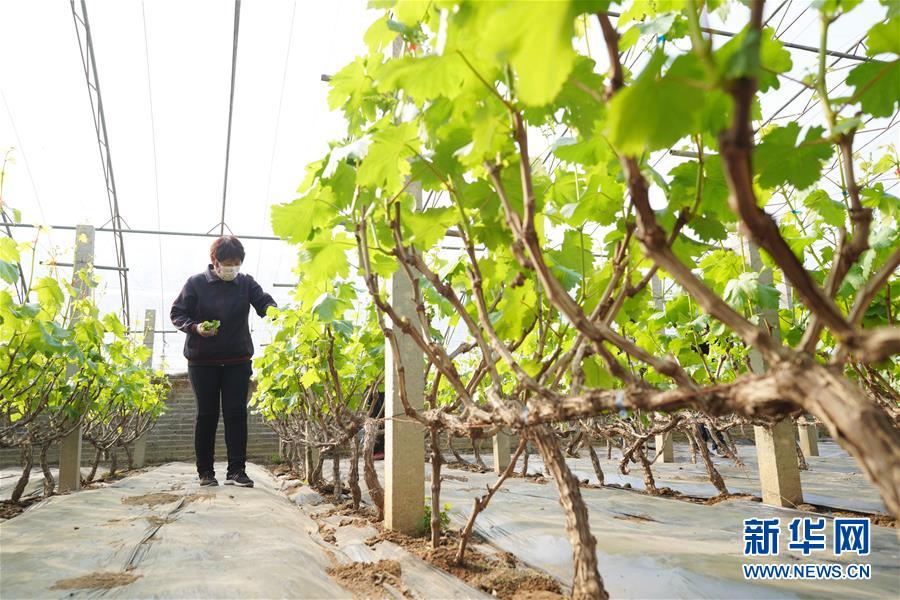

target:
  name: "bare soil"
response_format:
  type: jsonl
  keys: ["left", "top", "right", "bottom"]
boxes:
{"left": 0, "top": 496, "right": 42, "bottom": 521}
{"left": 327, "top": 559, "right": 411, "bottom": 599}
{"left": 121, "top": 492, "right": 181, "bottom": 508}
{"left": 364, "top": 527, "right": 564, "bottom": 599}
{"left": 50, "top": 572, "right": 140, "bottom": 590}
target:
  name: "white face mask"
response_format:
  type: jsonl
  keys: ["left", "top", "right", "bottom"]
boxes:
{"left": 216, "top": 264, "right": 240, "bottom": 281}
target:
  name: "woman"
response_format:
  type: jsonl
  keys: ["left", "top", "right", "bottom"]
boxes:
{"left": 170, "top": 236, "right": 276, "bottom": 488}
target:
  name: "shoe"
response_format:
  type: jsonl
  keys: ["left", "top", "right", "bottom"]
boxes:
{"left": 225, "top": 471, "right": 254, "bottom": 487}
{"left": 199, "top": 473, "right": 218, "bottom": 486}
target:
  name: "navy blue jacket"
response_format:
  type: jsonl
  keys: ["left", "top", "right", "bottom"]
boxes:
{"left": 170, "top": 265, "right": 276, "bottom": 364}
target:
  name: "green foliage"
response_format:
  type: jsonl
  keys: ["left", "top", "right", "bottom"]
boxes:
{"left": 199, "top": 320, "right": 220, "bottom": 331}
{"left": 1, "top": 242, "right": 166, "bottom": 448}
{"left": 262, "top": 0, "right": 898, "bottom": 442}
{"left": 845, "top": 59, "right": 900, "bottom": 118}
{"left": 419, "top": 499, "right": 452, "bottom": 536}
{"left": 753, "top": 124, "right": 834, "bottom": 190}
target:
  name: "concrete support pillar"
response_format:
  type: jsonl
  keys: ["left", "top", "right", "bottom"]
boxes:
{"left": 58, "top": 225, "right": 95, "bottom": 493}
{"left": 132, "top": 309, "right": 156, "bottom": 468}
{"left": 651, "top": 275, "right": 675, "bottom": 463}
{"left": 747, "top": 243, "right": 803, "bottom": 508}
{"left": 493, "top": 429, "right": 511, "bottom": 475}
{"left": 384, "top": 180, "right": 425, "bottom": 534}
{"left": 798, "top": 420, "right": 819, "bottom": 457}
{"left": 754, "top": 420, "right": 804, "bottom": 507}
{"left": 654, "top": 432, "right": 674, "bottom": 463}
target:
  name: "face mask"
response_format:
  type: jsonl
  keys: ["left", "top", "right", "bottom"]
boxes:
{"left": 216, "top": 264, "right": 240, "bottom": 281}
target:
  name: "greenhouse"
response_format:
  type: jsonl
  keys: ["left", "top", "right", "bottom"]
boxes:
{"left": 0, "top": 0, "right": 898, "bottom": 599}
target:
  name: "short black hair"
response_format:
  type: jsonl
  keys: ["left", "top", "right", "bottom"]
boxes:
{"left": 210, "top": 236, "right": 245, "bottom": 262}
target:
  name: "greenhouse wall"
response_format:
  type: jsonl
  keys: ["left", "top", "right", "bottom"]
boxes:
{"left": 0, "top": 374, "right": 280, "bottom": 468}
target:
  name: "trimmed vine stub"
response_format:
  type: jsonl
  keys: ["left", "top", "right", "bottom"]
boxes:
{"left": 261, "top": 0, "right": 899, "bottom": 595}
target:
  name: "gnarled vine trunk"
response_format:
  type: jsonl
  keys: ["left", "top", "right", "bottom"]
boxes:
{"left": 429, "top": 427, "right": 442, "bottom": 548}
{"left": 40, "top": 443, "right": 54, "bottom": 497}
{"left": 349, "top": 434, "right": 362, "bottom": 509}
{"left": 532, "top": 426, "right": 607, "bottom": 600}
{"left": 587, "top": 441, "right": 604, "bottom": 486}
{"left": 11, "top": 443, "right": 33, "bottom": 503}
{"left": 787, "top": 362, "right": 900, "bottom": 516}
{"left": 689, "top": 425, "right": 727, "bottom": 496}
{"left": 362, "top": 418, "right": 384, "bottom": 520}
{"left": 332, "top": 447, "right": 342, "bottom": 502}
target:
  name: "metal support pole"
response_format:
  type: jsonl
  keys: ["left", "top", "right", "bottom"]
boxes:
{"left": 70, "top": 0, "right": 131, "bottom": 327}
{"left": 58, "top": 225, "right": 95, "bottom": 492}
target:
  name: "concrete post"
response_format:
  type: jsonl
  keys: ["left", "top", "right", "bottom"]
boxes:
{"left": 58, "top": 225, "right": 95, "bottom": 493}
{"left": 747, "top": 243, "right": 803, "bottom": 508}
{"left": 651, "top": 275, "right": 675, "bottom": 463}
{"left": 384, "top": 180, "right": 425, "bottom": 534}
{"left": 654, "top": 433, "right": 674, "bottom": 463}
{"left": 493, "top": 429, "right": 511, "bottom": 475}
{"left": 780, "top": 281, "right": 818, "bottom": 459}
{"left": 132, "top": 309, "right": 156, "bottom": 468}
{"left": 798, "top": 421, "right": 819, "bottom": 457}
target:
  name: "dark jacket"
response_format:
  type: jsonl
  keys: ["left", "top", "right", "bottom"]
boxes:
{"left": 170, "top": 265, "right": 276, "bottom": 364}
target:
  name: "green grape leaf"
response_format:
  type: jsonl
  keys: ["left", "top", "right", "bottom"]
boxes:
{"left": 300, "top": 232, "right": 351, "bottom": 284}
{"left": 546, "top": 56, "right": 607, "bottom": 136}
{"left": 724, "top": 272, "right": 778, "bottom": 311}
{"left": 716, "top": 27, "right": 792, "bottom": 92}
{"left": 780, "top": 223, "right": 817, "bottom": 259}
{"left": 357, "top": 121, "right": 421, "bottom": 194}
{"left": 312, "top": 293, "right": 351, "bottom": 323}
{"left": 0, "top": 237, "right": 19, "bottom": 262}
{"left": 480, "top": 1, "right": 580, "bottom": 106}
{"left": 32, "top": 277, "right": 63, "bottom": 315}
{"left": 699, "top": 249, "right": 743, "bottom": 292}
{"left": 845, "top": 59, "right": 900, "bottom": 118}
{"left": 606, "top": 51, "right": 706, "bottom": 155}
{"left": 492, "top": 280, "right": 537, "bottom": 340}
{"left": 300, "top": 369, "right": 320, "bottom": 388}
{"left": 272, "top": 195, "right": 323, "bottom": 244}
{"left": 402, "top": 205, "right": 458, "bottom": 250}
{"left": 0, "top": 260, "right": 18, "bottom": 285}
{"left": 377, "top": 54, "right": 469, "bottom": 103}
{"left": 363, "top": 15, "right": 397, "bottom": 54}
{"left": 803, "top": 190, "right": 846, "bottom": 228}
{"left": 866, "top": 17, "right": 900, "bottom": 57}
{"left": 689, "top": 214, "right": 728, "bottom": 241}
{"left": 753, "top": 123, "right": 834, "bottom": 189}
{"left": 549, "top": 229, "right": 594, "bottom": 278}
{"left": 861, "top": 182, "right": 900, "bottom": 221}
{"left": 582, "top": 354, "right": 614, "bottom": 388}
{"left": 327, "top": 58, "right": 379, "bottom": 132}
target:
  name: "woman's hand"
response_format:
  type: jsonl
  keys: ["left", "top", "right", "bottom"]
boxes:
{"left": 195, "top": 322, "right": 219, "bottom": 337}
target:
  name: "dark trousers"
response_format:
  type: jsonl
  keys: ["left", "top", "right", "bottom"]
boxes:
{"left": 700, "top": 424, "right": 726, "bottom": 451}
{"left": 188, "top": 362, "right": 252, "bottom": 477}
